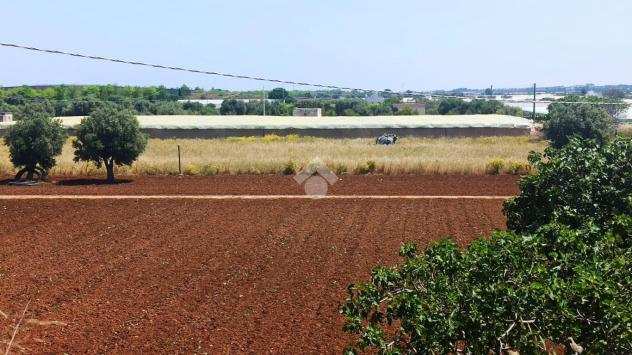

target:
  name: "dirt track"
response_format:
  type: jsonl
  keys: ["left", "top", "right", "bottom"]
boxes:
{"left": 0, "top": 174, "right": 520, "bottom": 196}
{"left": 0, "top": 175, "right": 515, "bottom": 353}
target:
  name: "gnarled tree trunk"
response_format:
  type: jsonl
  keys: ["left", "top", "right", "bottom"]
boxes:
{"left": 105, "top": 159, "right": 115, "bottom": 184}
{"left": 14, "top": 168, "right": 28, "bottom": 181}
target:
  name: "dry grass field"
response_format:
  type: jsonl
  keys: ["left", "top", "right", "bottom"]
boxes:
{"left": 0, "top": 135, "right": 546, "bottom": 177}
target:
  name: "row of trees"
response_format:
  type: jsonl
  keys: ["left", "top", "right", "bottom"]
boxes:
{"left": 219, "top": 99, "right": 295, "bottom": 116}
{"left": 2, "top": 96, "right": 526, "bottom": 119}
{"left": 342, "top": 102, "right": 632, "bottom": 353}
{"left": 0, "top": 98, "right": 219, "bottom": 119}
{"left": 5, "top": 106, "right": 147, "bottom": 183}
{"left": 0, "top": 84, "right": 195, "bottom": 102}
{"left": 2, "top": 85, "right": 534, "bottom": 118}
{"left": 432, "top": 97, "right": 524, "bottom": 116}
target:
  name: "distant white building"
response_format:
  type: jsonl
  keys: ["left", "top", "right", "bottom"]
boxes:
{"left": 293, "top": 108, "right": 322, "bottom": 117}
{"left": 178, "top": 99, "right": 277, "bottom": 106}
{"left": 401, "top": 97, "right": 415, "bottom": 103}
{"left": 0, "top": 112, "right": 13, "bottom": 123}
{"left": 365, "top": 93, "right": 385, "bottom": 104}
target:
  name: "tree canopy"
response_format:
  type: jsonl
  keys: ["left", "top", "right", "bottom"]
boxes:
{"left": 268, "top": 87, "right": 290, "bottom": 100}
{"left": 72, "top": 106, "right": 147, "bottom": 183}
{"left": 4, "top": 113, "right": 66, "bottom": 180}
{"left": 0, "top": 85, "right": 530, "bottom": 118}
{"left": 342, "top": 136, "right": 632, "bottom": 354}
{"left": 504, "top": 137, "right": 631, "bottom": 233}
{"left": 544, "top": 102, "right": 616, "bottom": 148}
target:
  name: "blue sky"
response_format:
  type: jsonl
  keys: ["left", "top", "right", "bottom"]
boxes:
{"left": 2, "top": 1, "right": 631, "bottom": 91}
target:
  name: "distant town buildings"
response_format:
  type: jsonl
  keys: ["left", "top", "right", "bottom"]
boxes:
{"left": 178, "top": 99, "right": 277, "bottom": 106}
{"left": 365, "top": 93, "right": 385, "bottom": 104}
{"left": 0, "top": 112, "right": 13, "bottom": 123}
{"left": 293, "top": 108, "right": 322, "bottom": 117}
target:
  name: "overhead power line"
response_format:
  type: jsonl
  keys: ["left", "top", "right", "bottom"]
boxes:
{"left": 0, "top": 42, "right": 391, "bottom": 93}
{"left": 1, "top": 42, "right": 630, "bottom": 107}
{"left": 423, "top": 94, "right": 629, "bottom": 105}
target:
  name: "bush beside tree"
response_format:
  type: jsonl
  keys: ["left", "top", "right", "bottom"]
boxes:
{"left": 544, "top": 103, "right": 616, "bottom": 148}
{"left": 72, "top": 106, "right": 147, "bottom": 183}
{"left": 4, "top": 113, "right": 66, "bottom": 181}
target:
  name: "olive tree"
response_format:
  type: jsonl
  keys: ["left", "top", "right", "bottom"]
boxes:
{"left": 73, "top": 106, "right": 147, "bottom": 183}
{"left": 4, "top": 113, "right": 66, "bottom": 181}
{"left": 268, "top": 87, "right": 290, "bottom": 101}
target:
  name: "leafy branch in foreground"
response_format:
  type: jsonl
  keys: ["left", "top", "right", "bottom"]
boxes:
{"left": 504, "top": 137, "right": 631, "bottom": 234}
{"left": 341, "top": 137, "right": 632, "bottom": 354}
{"left": 342, "top": 217, "right": 632, "bottom": 354}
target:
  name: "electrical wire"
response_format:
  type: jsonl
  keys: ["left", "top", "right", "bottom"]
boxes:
{"left": 0, "top": 42, "right": 386, "bottom": 93}
{"left": 1, "top": 42, "right": 630, "bottom": 106}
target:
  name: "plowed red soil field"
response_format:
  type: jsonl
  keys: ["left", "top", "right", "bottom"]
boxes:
{"left": 0, "top": 175, "right": 515, "bottom": 353}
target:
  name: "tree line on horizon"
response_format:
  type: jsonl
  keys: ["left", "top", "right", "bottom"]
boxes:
{"left": 2, "top": 84, "right": 626, "bottom": 119}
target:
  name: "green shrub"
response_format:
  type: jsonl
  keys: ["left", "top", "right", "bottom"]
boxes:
{"left": 281, "top": 160, "right": 297, "bottom": 175}
{"left": 366, "top": 160, "right": 377, "bottom": 173}
{"left": 183, "top": 164, "right": 200, "bottom": 175}
{"left": 342, "top": 136, "right": 632, "bottom": 354}
{"left": 341, "top": 218, "right": 632, "bottom": 354}
{"left": 504, "top": 136, "right": 632, "bottom": 234}
{"left": 4, "top": 113, "right": 66, "bottom": 180}
{"left": 355, "top": 160, "right": 377, "bottom": 174}
{"left": 485, "top": 158, "right": 504, "bottom": 175}
{"left": 332, "top": 163, "right": 348, "bottom": 175}
{"left": 544, "top": 103, "right": 616, "bottom": 148}
{"left": 505, "top": 161, "right": 530, "bottom": 175}
{"left": 199, "top": 164, "right": 219, "bottom": 176}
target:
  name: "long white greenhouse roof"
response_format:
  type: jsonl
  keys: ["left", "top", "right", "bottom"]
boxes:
{"left": 0, "top": 114, "right": 533, "bottom": 130}
{"left": 62, "top": 114, "right": 532, "bottom": 129}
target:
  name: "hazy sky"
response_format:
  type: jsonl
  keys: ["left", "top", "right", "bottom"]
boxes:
{"left": 2, "top": 1, "right": 631, "bottom": 91}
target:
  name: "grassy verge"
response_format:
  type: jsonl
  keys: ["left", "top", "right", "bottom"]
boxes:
{"left": 0, "top": 135, "right": 546, "bottom": 177}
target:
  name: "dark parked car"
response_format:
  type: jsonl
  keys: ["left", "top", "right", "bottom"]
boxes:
{"left": 376, "top": 133, "right": 398, "bottom": 145}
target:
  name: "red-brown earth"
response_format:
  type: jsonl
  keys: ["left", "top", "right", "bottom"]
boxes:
{"left": 0, "top": 175, "right": 516, "bottom": 353}
{"left": 0, "top": 174, "right": 520, "bottom": 196}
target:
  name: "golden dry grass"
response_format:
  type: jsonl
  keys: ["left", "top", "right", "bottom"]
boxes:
{"left": 0, "top": 135, "right": 546, "bottom": 177}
